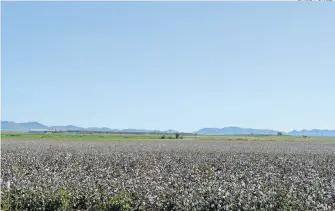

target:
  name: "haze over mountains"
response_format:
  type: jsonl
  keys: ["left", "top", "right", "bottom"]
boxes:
{"left": 0, "top": 121, "right": 178, "bottom": 134}
{"left": 196, "top": 127, "right": 335, "bottom": 137}
{"left": 1, "top": 121, "right": 335, "bottom": 136}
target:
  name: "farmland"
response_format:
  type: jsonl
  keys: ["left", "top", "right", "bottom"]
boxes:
{"left": 1, "top": 138, "right": 335, "bottom": 210}
{"left": 2, "top": 132, "right": 335, "bottom": 142}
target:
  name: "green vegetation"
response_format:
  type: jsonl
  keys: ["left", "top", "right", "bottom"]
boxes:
{"left": 1, "top": 186, "right": 138, "bottom": 211}
{"left": 1, "top": 132, "right": 335, "bottom": 142}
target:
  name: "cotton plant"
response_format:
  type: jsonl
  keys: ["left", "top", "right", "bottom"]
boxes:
{"left": 1, "top": 139, "right": 335, "bottom": 210}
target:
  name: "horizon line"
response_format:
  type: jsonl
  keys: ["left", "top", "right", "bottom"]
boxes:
{"left": 1, "top": 120, "right": 335, "bottom": 133}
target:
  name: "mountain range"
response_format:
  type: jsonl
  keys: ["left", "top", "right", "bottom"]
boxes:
{"left": 196, "top": 127, "right": 335, "bottom": 137}
{"left": 0, "top": 121, "right": 178, "bottom": 134}
{"left": 1, "top": 121, "right": 335, "bottom": 136}
{"left": 197, "top": 127, "right": 280, "bottom": 135}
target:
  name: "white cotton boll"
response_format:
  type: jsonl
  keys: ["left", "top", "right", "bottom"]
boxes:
{"left": 6, "top": 181, "right": 11, "bottom": 190}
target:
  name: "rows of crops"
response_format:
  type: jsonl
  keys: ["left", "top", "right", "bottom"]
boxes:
{"left": 1, "top": 139, "right": 335, "bottom": 210}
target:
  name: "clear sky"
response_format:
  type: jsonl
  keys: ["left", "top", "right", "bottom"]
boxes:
{"left": 2, "top": 2, "right": 335, "bottom": 132}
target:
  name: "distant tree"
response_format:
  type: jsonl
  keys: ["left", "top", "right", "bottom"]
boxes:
{"left": 160, "top": 135, "right": 166, "bottom": 139}
{"left": 277, "top": 132, "right": 283, "bottom": 136}
{"left": 175, "top": 133, "right": 180, "bottom": 139}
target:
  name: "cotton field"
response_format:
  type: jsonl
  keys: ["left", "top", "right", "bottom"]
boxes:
{"left": 1, "top": 139, "right": 335, "bottom": 210}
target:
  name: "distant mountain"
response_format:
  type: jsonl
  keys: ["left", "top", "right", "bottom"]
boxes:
{"left": 1, "top": 121, "right": 24, "bottom": 131}
{"left": 2, "top": 121, "right": 334, "bottom": 136}
{"left": 196, "top": 127, "right": 335, "bottom": 137}
{"left": 196, "top": 127, "right": 280, "bottom": 135}
{"left": 1, "top": 121, "right": 48, "bottom": 132}
{"left": 1, "top": 121, "right": 179, "bottom": 134}
{"left": 50, "top": 125, "right": 85, "bottom": 131}
{"left": 22, "top": 122, "right": 49, "bottom": 129}
{"left": 288, "top": 129, "right": 335, "bottom": 137}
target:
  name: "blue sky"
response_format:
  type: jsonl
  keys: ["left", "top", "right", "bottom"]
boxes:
{"left": 2, "top": 2, "right": 335, "bottom": 132}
